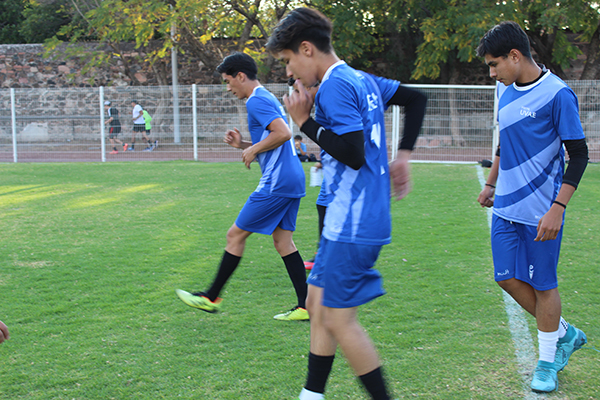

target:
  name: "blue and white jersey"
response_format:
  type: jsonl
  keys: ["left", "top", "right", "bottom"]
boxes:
{"left": 316, "top": 152, "right": 333, "bottom": 207}
{"left": 246, "top": 86, "right": 306, "bottom": 198}
{"left": 315, "top": 61, "right": 399, "bottom": 245}
{"left": 494, "top": 71, "right": 585, "bottom": 226}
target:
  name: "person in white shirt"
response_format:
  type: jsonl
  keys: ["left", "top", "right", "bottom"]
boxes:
{"left": 128, "top": 100, "right": 153, "bottom": 151}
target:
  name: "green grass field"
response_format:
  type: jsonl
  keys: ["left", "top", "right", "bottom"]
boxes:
{"left": 0, "top": 161, "right": 598, "bottom": 399}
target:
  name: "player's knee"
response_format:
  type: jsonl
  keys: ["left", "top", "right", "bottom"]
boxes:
{"left": 272, "top": 238, "right": 282, "bottom": 253}
{"left": 272, "top": 238, "right": 294, "bottom": 256}
{"left": 226, "top": 227, "right": 243, "bottom": 246}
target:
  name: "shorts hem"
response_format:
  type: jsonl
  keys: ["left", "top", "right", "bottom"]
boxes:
{"left": 322, "top": 291, "right": 385, "bottom": 308}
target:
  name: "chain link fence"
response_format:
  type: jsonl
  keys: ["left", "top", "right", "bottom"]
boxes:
{"left": 1, "top": 82, "right": 598, "bottom": 163}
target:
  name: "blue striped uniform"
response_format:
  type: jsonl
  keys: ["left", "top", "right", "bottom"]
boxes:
{"left": 246, "top": 86, "right": 306, "bottom": 198}
{"left": 308, "top": 62, "right": 400, "bottom": 307}
{"left": 494, "top": 71, "right": 585, "bottom": 226}
{"left": 315, "top": 62, "right": 399, "bottom": 245}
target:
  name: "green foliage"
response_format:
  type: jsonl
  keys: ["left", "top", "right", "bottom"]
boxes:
{"left": 309, "top": 0, "right": 388, "bottom": 66}
{"left": 19, "top": 0, "right": 72, "bottom": 44}
{"left": 0, "top": 0, "right": 26, "bottom": 44}
{"left": 412, "top": 0, "right": 599, "bottom": 80}
{"left": 5, "top": 0, "right": 598, "bottom": 83}
{"left": 412, "top": 0, "right": 513, "bottom": 80}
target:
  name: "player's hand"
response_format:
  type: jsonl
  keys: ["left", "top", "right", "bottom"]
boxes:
{"left": 224, "top": 128, "right": 243, "bottom": 149}
{"left": 283, "top": 79, "right": 314, "bottom": 128}
{"left": 241, "top": 146, "right": 257, "bottom": 169}
{"left": 535, "top": 206, "right": 564, "bottom": 241}
{"left": 0, "top": 320, "right": 9, "bottom": 344}
{"left": 390, "top": 153, "right": 412, "bottom": 200}
{"left": 477, "top": 187, "right": 495, "bottom": 208}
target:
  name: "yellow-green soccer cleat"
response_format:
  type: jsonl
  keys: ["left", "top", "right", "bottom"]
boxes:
{"left": 273, "top": 306, "right": 309, "bottom": 321}
{"left": 175, "top": 289, "right": 222, "bottom": 313}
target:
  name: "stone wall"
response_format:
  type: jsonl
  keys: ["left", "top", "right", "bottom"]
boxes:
{"left": 0, "top": 42, "right": 234, "bottom": 89}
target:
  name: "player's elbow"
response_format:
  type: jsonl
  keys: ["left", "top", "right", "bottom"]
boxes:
{"left": 347, "top": 155, "right": 365, "bottom": 170}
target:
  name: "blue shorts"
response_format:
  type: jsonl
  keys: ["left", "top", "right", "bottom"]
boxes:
{"left": 307, "top": 238, "right": 385, "bottom": 308}
{"left": 235, "top": 192, "right": 300, "bottom": 235}
{"left": 491, "top": 215, "right": 562, "bottom": 291}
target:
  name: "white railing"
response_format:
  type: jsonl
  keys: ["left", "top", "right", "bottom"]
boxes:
{"left": 1, "top": 82, "right": 598, "bottom": 163}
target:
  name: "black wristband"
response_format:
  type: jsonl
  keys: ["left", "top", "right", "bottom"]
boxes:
{"left": 485, "top": 183, "right": 496, "bottom": 189}
{"left": 553, "top": 200, "right": 567, "bottom": 209}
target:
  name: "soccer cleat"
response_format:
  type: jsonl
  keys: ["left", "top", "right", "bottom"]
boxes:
{"left": 273, "top": 306, "right": 309, "bottom": 321}
{"left": 110, "top": 150, "right": 118, "bottom": 154}
{"left": 531, "top": 360, "right": 558, "bottom": 393}
{"left": 175, "top": 289, "right": 222, "bottom": 313}
{"left": 304, "top": 255, "right": 316, "bottom": 270}
{"left": 143, "top": 147, "right": 152, "bottom": 151}
{"left": 554, "top": 325, "right": 587, "bottom": 372}
{"left": 123, "top": 143, "right": 128, "bottom": 151}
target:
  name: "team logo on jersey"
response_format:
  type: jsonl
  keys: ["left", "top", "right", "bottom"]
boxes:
{"left": 529, "top": 264, "right": 534, "bottom": 279}
{"left": 520, "top": 106, "right": 537, "bottom": 119}
{"left": 367, "top": 93, "right": 379, "bottom": 111}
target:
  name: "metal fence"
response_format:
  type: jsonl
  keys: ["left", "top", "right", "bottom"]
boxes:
{"left": 1, "top": 82, "right": 599, "bottom": 163}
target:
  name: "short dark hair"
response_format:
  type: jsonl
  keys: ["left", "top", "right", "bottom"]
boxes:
{"left": 476, "top": 21, "right": 532, "bottom": 59}
{"left": 216, "top": 52, "right": 258, "bottom": 80}
{"left": 265, "top": 7, "right": 333, "bottom": 54}
{"left": 294, "top": 135, "right": 302, "bottom": 141}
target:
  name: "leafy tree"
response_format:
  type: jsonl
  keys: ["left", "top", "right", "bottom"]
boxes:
{"left": 304, "top": 0, "right": 425, "bottom": 81}
{"left": 0, "top": 0, "right": 26, "bottom": 44}
{"left": 20, "top": 0, "right": 72, "bottom": 44}
{"left": 412, "top": 0, "right": 600, "bottom": 82}
{"left": 43, "top": 0, "right": 295, "bottom": 84}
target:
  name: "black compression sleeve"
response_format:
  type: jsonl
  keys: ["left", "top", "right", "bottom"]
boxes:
{"left": 387, "top": 85, "right": 427, "bottom": 150}
{"left": 563, "top": 139, "right": 588, "bottom": 188}
{"left": 300, "top": 118, "right": 365, "bottom": 170}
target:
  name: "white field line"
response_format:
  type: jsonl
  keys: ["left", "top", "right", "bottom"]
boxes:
{"left": 476, "top": 165, "right": 542, "bottom": 399}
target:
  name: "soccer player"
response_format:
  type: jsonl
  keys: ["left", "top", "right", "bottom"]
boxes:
{"left": 476, "top": 21, "right": 588, "bottom": 393}
{"left": 266, "top": 8, "right": 427, "bottom": 399}
{"left": 176, "top": 52, "right": 309, "bottom": 322}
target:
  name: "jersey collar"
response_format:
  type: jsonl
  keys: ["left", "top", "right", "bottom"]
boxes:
{"left": 512, "top": 66, "right": 551, "bottom": 91}
{"left": 321, "top": 60, "right": 346, "bottom": 84}
{"left": 246, "top": 85, "right": 263, "bottom": 102}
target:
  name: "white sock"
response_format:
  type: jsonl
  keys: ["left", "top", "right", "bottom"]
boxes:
{"left": 558, "top": 316, "right": 569, "bottom": 339}
{"left": 299, "top": 388, "right": 325, "bottom": 400}
{"left": 538, "top": 329, "right": 559, "bottom": 363}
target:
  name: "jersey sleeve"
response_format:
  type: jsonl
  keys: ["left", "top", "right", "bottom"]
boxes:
{"left": 552, "top": 88, "right": 586, "bottom": 141}
{"left": 317, "top": 78, "right": 364, "bottom": 135}
{"left": 246, "top": 95, "right": 282, "bottom": 130}
{"left": 364, "top": 73, "right": 400, "bottom": 111}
